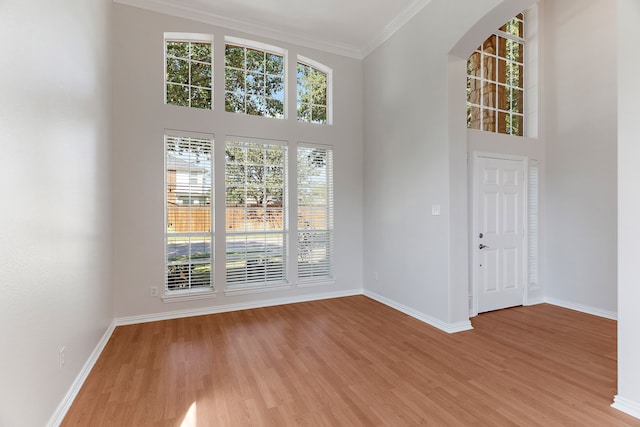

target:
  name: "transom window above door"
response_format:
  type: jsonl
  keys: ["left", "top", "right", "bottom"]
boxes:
{"left": 467, "top": 14, "right": 525, "bottom": 136}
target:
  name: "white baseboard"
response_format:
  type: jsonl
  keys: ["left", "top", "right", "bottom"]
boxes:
{"left": 115, "top": 288, "right": 363, "bottom": 326}
{"left": 364, "top": 290, "right": 473, "bottom": 334}
{"left": 612, "top": 395, "right": 640, "bottom": 420}
{"left": 544, "top": 297, "right": 617, "bottom": 321}
{"left": 47, "top": 320, "right": 117, "bottom": 427}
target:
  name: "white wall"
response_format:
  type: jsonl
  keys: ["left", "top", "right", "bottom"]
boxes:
{"left": 0, "top": 1, "right": 113, "bottom": 426}
{"left": 112, "top": 5, "right": 363, "bottom": 319}
{"left": 362, "top": 0, "right": 533, "bottom": 329}
{"left": 543, "top": 0, "right": 617, "bottom": 315}
{"left": 615, "top": 0, "right": 640, "bottom": 418}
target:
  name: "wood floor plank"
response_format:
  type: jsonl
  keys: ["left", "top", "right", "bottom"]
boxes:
{"left": 62, "top": 297, "right": 640, "bottom": 426}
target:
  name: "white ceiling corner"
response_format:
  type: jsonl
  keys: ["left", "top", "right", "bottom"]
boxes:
{"left": 113, "top": 0, "right": 433, "bottom": 59}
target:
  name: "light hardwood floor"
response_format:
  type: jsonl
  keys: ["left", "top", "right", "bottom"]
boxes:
{"left": 62, "top": 296, "right": 640, "bottom": 426}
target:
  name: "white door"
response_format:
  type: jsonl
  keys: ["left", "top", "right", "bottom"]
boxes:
{"left": 475, "top": 156, "right": 526, "bottom": 313}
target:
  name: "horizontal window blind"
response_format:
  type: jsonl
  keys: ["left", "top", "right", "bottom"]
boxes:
{"left": 225, "top": 139, "right": 287, "bottom": 287}
{"left": 297, "top": 144, "right": 334, "bottom": 281}
{"left": 165, "top": 134, "right": 214, "bottom": 292}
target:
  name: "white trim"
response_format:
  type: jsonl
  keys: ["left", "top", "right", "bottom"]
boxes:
{"left": 164, "top": 32, "right": 213, "bottom": 42}
{"left": 224, "top": 35, "right": 287, "bottom": 56}
{"left": 46, "top": 321, "right": 117, "bottom": 427}
{"left": 115, "top": 288, "right": 363, "bottom": 326}
{"left": 114, "top": 0, "right": 362, "bottom": 59}
{"left": 545, "top": 297, "right": 618, "bottom": 321}
{"left": 115, "top": 0, "right": 437, "bottom": 59}
{"left": 362, "top": 0, "right": 434, "bottom": 58}
{"left": 364, "top": 290, "right": 473, "bottom": 334}
{"left": 612, "top": 396, "right": 640, "bottom": 420}
{"left": 524, "top": 296, "right": 544, "bottom": 306}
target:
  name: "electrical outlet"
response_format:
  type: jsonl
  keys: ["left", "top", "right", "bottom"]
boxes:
{"left": 150, "top": 286, "right": 158, "bottom": 297}
{"left": 58, "top": 347, "right": 66, "bottom": 369}
{"left": 374, "top": 272, "right": 379, "bottom": 281}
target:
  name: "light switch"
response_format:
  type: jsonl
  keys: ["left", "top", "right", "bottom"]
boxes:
{"left": 432, "top": 205, "right": 441, "bottom": 216}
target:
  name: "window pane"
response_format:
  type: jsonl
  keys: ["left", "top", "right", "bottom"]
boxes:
{"left": 482, "top": 109, "right": 496, "bottom": 132}
{"left": 166, "top": 84, "right": 189, "bottom": 106}
{"left": 191, "top": 87, "right": 211, "bottom": 109}
{"left": 191, "top": 62, "right": 212, "bottom": 88}
{"left": 265, "top": 98, "right": 284, "bottom": 118}
{"left": 225, "top": 68, "right": 244, "bottom": 93}
{"left": 266, "top": 75, "right": 284, "bottom": 101}
{"left": 167, "top": 41, "right": 189, "bottom": 59}
{"left": 190, "top": 42, "right": 211, "bottom": 62}
{"left": 266, "top": 53, "right": 284, "bottom": 75}
{"left": 225, "top": 45, "right": 244, "bottom": 68}
{"left": 468, "top": 104, "right": 481, "bottom": 130}
{"left": 166, "top": 58, "right": 189, "bottom": 84}
{"left": 468, "top": 52, "right": 481, "bottom": 77}
{"left": 246, "top": 72, "right": 265, "bottom": 95}
{"left": 225, "top": 92, "right": 245, "bottom": 113}
{"left": 246, "top": 49, "right": 264, "bottom": 72}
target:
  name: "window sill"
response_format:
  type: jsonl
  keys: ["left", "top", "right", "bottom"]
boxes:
{"left": 224, "top": 282, "right": 292, "bottom": 297}
{"left": 162, "top": 289, "right": 217, "bottom": 303}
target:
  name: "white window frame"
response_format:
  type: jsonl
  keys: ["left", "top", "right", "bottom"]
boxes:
{"left": 296, "top": 142, "right": 335, "bottom": 284}
{"left": 164, "top": 32, "right": 214, "bottom": 110}
{"left": 296, "top": 55, "right": 333, "bottom": 125}
{"left": 223, "top": 36, "right": 288, "bottom": 120}
{"left": 163, "top": 130, "right": 216, "bottom": 303}
{"left": 224, "top": 136, "right": 290, "bottom": 295}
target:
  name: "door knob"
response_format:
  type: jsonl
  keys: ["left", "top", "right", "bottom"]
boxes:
{"left": 479, "top": 244, "right": 490, "bottom": 249}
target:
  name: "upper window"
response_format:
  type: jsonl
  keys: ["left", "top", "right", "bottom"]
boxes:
{"left": 225, "top": 138, "right": 288, "bottom": 289}
{"left": 164, "top": 33, "right": 213, "bottom": 110}
{"left": 224, "top": 37, "right": 286, "bottom": 119}
{"left": 467, "top": 14, "right": 525, "bottom": 136}
{"left": 297, "top": 57, "right": 331, "bottom": 124}
{"left": 165, "top": 133, "right": 214, "bottom": 294}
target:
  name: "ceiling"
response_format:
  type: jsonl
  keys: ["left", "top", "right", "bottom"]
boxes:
{"left": 115, "top": 0, "right": 433, "bottom": 58}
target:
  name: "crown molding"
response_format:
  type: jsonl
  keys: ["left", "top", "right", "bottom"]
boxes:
{"left": 362, "top": 0, "right": 433, "bottom": 58}
{"left": 113, "top": 0, "right": 364, "bottom": 59}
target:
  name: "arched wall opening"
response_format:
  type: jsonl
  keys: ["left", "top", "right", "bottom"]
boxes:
{"left": 446, "top": 0, "right": 539, "bottom": 325}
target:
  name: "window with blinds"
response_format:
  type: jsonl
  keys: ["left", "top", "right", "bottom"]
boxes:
{"left": 225, "top": 139, "right": 287, "bottom": 287}
{"left": 297, "top": 144, "right": 334, "bottom": 281}
{"left": 165, "top": 134, "right": 214, "bottom": 292}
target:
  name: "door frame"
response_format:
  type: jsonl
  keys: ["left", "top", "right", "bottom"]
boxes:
{"left": 470, "top": 152, "right": 530, "bottom": 317}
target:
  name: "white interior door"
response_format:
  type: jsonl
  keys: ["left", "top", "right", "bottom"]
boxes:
{"left": 475, "top": 156, "right": 526, "bottom": 313}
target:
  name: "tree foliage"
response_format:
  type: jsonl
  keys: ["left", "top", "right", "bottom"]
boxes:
{"left": 225, "top": 142, "right": 285, "bottom": 207}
